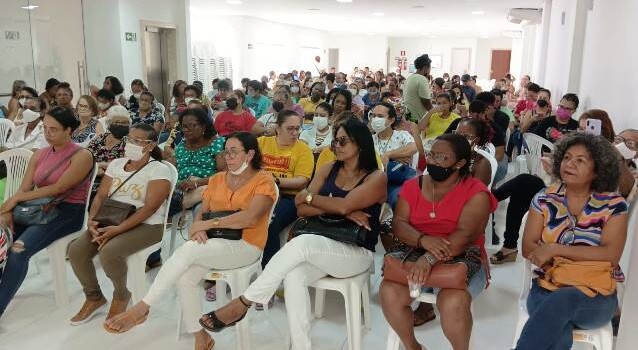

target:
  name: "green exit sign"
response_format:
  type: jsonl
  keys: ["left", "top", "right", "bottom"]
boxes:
{"left": 125, "top": 32, "right": 137, "bottom": 42}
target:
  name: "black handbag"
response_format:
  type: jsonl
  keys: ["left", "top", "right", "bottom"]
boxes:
{"left": 201, "top": 211, "right": 243, "bottom": 240}
{"left": 93, "top": 161, "right": 155, "bottom": 227}
{"left": 289, "top": 214, "right": 368, "bottom": 246}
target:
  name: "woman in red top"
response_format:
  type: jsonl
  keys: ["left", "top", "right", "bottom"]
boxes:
{"left": 380, "top": 133, "right": 497, "bottom": 350}
{"left": 214, "top": 89, "right": 262, "bottom": 136}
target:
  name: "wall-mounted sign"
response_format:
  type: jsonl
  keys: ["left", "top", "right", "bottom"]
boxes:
{"left": 5, "top": 31, "right": 20, "bottom": 40}
{"left": 125, "top": 32, "right": 137, "bottom": 42}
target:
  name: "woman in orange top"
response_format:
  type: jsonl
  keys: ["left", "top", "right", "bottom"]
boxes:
{"left": 105, "top": 132, "right": 276, "bottom": 350}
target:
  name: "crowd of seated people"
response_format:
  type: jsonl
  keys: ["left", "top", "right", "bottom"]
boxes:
{"left": 0, "top": 52, "right": 636, "bottom": 350}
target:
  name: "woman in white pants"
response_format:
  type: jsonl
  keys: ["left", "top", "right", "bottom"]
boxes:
{"left": 200, "top": 117, "right": 387, "bottom": 350}
{"left": 105, "top": 132, "right": 277, "bottom": 350}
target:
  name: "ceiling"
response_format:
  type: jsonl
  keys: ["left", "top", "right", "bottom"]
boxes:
{"left": 190, "top": 0, "right": 542, "bottom": 38}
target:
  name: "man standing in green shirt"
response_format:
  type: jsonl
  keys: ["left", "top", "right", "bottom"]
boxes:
{"left": 402, "top": 54, "right": 433, "bottom": 122}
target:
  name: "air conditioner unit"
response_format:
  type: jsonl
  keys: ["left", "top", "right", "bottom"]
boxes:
{"left": 507, "top": 8, "right": 542, "bottom": 24}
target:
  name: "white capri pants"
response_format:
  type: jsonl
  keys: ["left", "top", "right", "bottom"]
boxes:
{"left": 143, "top": 238, "right": 261, "bottom": 333}
{"left": 244, "top": 234, "right": 373, "bottom": 350}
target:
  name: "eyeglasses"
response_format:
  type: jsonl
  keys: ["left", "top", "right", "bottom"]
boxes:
{"left": 111, "top": 121, "right": 130, "bottom": 126}
{"left": 221, "top": 148, "right": 246, "bottom": 159}
{"left": 615, "top": 136, "right": 637, "bottom": 150}
{"left": 123, "top": 136, "right": 153, "bottom": 146}
{"left": 331, "top": 136, "right": 352, "bottom": 148}
{"left": 283, "top": 126, "right": 301, "bottom": 134}
{"left": 425, "top": 151, "right": 452, "bottom": 164}
{"left": 182, "top": 123, "right": 202, "bottom": 130}
{"left": 77, "top": 103, "right": 90, "bottom": 109}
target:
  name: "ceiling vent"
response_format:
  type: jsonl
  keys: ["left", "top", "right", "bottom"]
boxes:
{"left": 507, "top": 8, "right": 542, "bottom": 24}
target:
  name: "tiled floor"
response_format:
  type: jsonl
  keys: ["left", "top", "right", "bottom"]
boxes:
{"left": 0, "top": 176, "right": 595, "bottom": 350}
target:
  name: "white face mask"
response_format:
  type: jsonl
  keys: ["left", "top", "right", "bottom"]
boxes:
{"left": 313, "top": 116, "right": 328, "bottom": 130}
{"left": 133, "top": 93, "right": 141, "bottom": 99}
{"left": 185, "top": 97, "right": 194, "bottom": 104}
{"left": 348, "top": 88, "right": 358, "bottom": 97}
{"left": 291, "top": 86, "right": 300, "bottom": 93}
{"left": 125, "top": 143, "right": 146, "bottom": 161}
{"left": 371, "top": 117, "right": 388, "bottom": 133}
{"left": 616, "top": 142, "right": 636, "bottom": 160}
{"left": 230, "top": 160, "right": 249, "bottom": 175}
{"left": 18, "top": 97, "right": 27, "bottom": 108}
{"left": 98, "top": 102, "right": 110, "bottom": 111}
{"left": 21, "top": 109, "right": 41, "bottom": 123}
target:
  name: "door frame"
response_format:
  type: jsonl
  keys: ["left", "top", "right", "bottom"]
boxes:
{"left": 489, "top": 49, "right": 512, "bottom": 80}
{"left": 140, "top": 20, "right": 177, "bottom": 107}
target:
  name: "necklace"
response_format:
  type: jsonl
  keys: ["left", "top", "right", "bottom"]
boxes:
{"left": 378, "top": 130, "right": 394, "bottom": 154}
{"left": 429, "top": 177, "right": 460, "bottom": 219}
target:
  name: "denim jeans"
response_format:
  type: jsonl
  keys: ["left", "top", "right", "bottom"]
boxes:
{"left": 386, "top": 161, "right": 417, "bottom": 208}
{"left": 262, "top": 196, "right": 298, "bottom": 268}
{"left": 0, "top": 202, "right": 85, "bottom": 315}
{"left": 515, "top": 279, "right": 618, "bottom": 350}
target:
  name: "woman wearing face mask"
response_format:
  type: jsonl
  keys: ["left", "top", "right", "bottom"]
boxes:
{"left": 7, "top": 80, "right": 26, "bottom": 121}
{"left": 290, "top": 80, "right": 302, "bottom": 103}
{"left": 87, "top": 106, "right": 130, "bottom": 179}
{"left": 12, "top": 87, "right": 39, "bottom": 125}
{"left": 370, "top": 102, "right": 417, "bottom": 208}
{"left": 419, "top": 93, "right": 461, "bottom": 140}
{"left": 300, "top": 103, "right": 333, "bottom": 155}
{"left": 72, "top": 96, "right": 103, "bottom": 147}
{"left": 348, "top": 83, "right": 365, "bottom": 108}
{"left": 96, "top": 89, "right": 116, "bottom": 118}
{"left": 213, "top": 90, "right": 261, "bottom": 136}
{"left": 67, "top": 123, "right": 171, "bottom": 327}
{"left": 130, "top": 92, "right": 165, "bottom": 135}
{"left": 454, "top": 118, "right": 494, "bottom": 186}
{"left": 363, "top": 82, "right": 382, "bottom": 113}
{"left": 530, "top": 93, "right": 579, "bottom": 143}
{"left": 127, "top": 79, "right": 146, "bottom": 113}
{"left": 298, "top": 82, "right": 325, "bottom": 117}
{"left": 3, "top": 97, "right": 47, "bottom": 151}
{"left": 380, "top": 133, "right": 497, "bottom": 350}
{"left": 106, "top": 132, "right": 276, "bottom": 350}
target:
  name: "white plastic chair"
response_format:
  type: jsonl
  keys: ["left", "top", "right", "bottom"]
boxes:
{"left": 176, "top": 185, "right": 280, "bottom": 350}
{"left": 476, "top": 148, "right": 499, "bottom": 248}
{"left": 125, "top": 161, "right": 178, "bottom": 303}
{"left": 386, "top": 292, "right": 437, "bottom": 350}
{"left": 511, "top": 213, "right": 613, "bottom": 350}
{"left": 522, "top": 133, "right": 555, "bottom": 177}
{"left": 312, "top": 269, "right": 372, "bottom": 350}
{"left": 0, "top": 119, "right": 16, "bottom": 148}
{"left": 48, "top": 168, "right": 98, "bottom": 308}
{"left": 0, "top": 148, "right": 33, "bottom": 200}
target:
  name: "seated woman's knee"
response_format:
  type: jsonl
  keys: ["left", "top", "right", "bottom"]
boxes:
{"left": 379, "top": 280, "right": 412, "bottom": 306}
{"left": 437, "top": 289, "right": 472, "bottom": 316}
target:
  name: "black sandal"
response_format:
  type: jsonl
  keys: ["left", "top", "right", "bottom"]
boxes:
{"left": 199, "top": 295, "right": 251, "bottom": 332}
{"left": 490, "top": 249, "right": 518, "bottom": 265}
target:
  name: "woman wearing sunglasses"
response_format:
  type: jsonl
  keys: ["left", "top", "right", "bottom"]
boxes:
{"left": 188, "top": 117, "right": 385, "bottom": 350}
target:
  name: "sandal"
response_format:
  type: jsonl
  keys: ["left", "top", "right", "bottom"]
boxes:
{"left": 199, "top": 296, "right": 251, "bottom": 332}
{"left": 413, "top": 303, "right": 436, "bottom": 327}
{"left": 490, "top": 249, "right": 518, "bottom": 265}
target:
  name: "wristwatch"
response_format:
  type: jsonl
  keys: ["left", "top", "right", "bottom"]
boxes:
{"left": 305, "top": 190, "right": 314, "bottom": 206}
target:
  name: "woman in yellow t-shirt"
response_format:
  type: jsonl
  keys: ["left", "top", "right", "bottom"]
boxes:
{"left": 105, "top": 132, "right": 277, "bottom": 350}
{"left": 419, "top": 92, "right": 460, "bottom": 139}
{"left": 258, "top": 110, "right": 314, "bottom": 268}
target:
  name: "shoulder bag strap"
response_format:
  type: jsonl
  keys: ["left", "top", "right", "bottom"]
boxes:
{"left": 107, "top": 160, "right": 156, "bottom": 198}
{"left": 48, "top": 151, "right": 95, "bottom": 206}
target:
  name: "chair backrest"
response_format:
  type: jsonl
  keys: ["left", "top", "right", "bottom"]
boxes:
{"left": 161, "top": 161, "right": 179, "bottom": 228}
{"left": 0, "top": 148, "right": 33, "bottom": 200}
{"left": 485, "top": 143, "right": 496, "bottom": 158}
{"left": 0, "top": 119, "right": 16, "bottom": 148}
{"left": 268, "top": 184, "right": 280, "bottom": 224}
{"left": 476, "top": 148, "right": 498, "bottom": 189}
{"left": 522, "top": 133, "right": 555, "bottom": 176}
{"left": 517, "top": 213, "right": 532, "bottom": 312}
{"left": 618, "top": 196, "right": 638, "bottom": 278}
{"left": 505, "top": 126, "right": 511, "bottom": 151}
{"left": 78, "top": 165, "right": 99, "bottom": 228}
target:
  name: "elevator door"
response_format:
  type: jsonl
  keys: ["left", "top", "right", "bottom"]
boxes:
{"left": 145, "top": 27, "right": 165, "bottom": 106}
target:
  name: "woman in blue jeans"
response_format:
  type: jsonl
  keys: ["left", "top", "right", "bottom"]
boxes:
{"left": 515, "top": 133, "right": 628, "bottom": 350}
{"left": 0, "top": 106, "right": 94, "bottom": 317}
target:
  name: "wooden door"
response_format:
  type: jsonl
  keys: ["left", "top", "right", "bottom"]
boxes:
{"left": 490, "top": 50, "right": 511, "bottom": 80}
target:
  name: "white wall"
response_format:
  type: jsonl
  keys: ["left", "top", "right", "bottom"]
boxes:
{"left": 83, "top": 0, "right": 125, "bottom": 87}
{"left": 326, "top": 34, "right": 388, "bottom": 75}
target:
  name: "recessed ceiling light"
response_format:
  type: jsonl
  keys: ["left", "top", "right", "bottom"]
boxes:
{"left": 21, "top": 5, "right": 38, "bottom": 10}
{"left": 226, "top": 0, "right": 243, "bottom": 4}
{"left": 337, "top": 0, "right": 353, "bottom": 2}
{"left": 372, "top": 12, "right": 385, "bottom": 17}
{"left": 471, "top": 10, "right": 485, "bottom": 15}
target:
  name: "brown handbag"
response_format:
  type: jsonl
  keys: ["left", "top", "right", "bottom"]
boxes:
{"left": 382, "top": 245, "right": 470, "bottom": 290}
{"left": 93, "top": 161, "right": 155, "bottom": 227}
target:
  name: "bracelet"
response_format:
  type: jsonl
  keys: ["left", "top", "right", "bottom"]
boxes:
{"left": 423, "top": 252, "right": 438, "bottom": 266}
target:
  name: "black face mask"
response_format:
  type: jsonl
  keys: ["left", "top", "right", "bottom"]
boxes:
{"left": 109, "top": 124, "right": 129, "bottom": 139}
{"left": 272, "top": 101, "right": 285, "bottom": 113}
{"left": 426, "top": 164, "right": 456, "bottom": 182}
{"left": 226, "top": 97, "right": 238, "bottom": 110}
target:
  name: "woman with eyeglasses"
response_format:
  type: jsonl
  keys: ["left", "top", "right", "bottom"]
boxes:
{"left": 73, "top": 95, "right": 104, "bottom": 147}
{"left": 257, "top": 110, "right": 314, "bottom": 272}
{"left": 104, "top": 132, "right": 276, "bottom": 350}
{"left": 380, "top": 133, "right": 497, "bottom": 350}
{"left": 454, "top": 117, "right": 494, "bottom": 186}
{"left": 68, "top": 123, "right": 171, "bottom": 327}
{"left": 130, "top": 91, "right": 165, "bottom": 135}
{"left": 190, "top": 118, "right": 385, "bottom": 350}
{"left": 514, "top": 133, "right": 628, "bottom": 350}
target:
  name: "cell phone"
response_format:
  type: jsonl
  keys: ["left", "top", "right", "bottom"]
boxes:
{"left": 585, "top": 119, "right": 602, "bottom": 136}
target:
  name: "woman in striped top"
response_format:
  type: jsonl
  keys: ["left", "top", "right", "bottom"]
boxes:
{"left": 515, "top": 133, "right": 629, "bottom": 350}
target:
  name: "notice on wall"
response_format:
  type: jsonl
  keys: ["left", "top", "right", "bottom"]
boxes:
{"left": 125, "top": 32, "right": 137, "bottom": 42}
{"left": 4, "top": 31, "right": 20, "bottom": 40}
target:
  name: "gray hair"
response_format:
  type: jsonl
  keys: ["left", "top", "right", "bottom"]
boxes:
{"left": 552, "top": 132, "right": 620, "bottom": 193}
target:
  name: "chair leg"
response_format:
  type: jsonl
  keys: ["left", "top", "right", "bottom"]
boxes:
{"left": 348, "top": 284, "right": 363, "bottom": 350}
{"left": 314, "top": 287, "right": 326, "bottom": 319}
{"left": 128, "top": 253, "right": 146, "bottom": 304}
{"left": 216, "top": 280, "right": 229, "bottom": 306}
{"left": 385, "top": 326, "right": 401, "bottom": 350}
{"left": 48, "top": 242, "right": 69, "bottom": 308}
{"left": 169, "top": 213, "right": 179, "bottom": 256}
{"left": 362, "top": 279, "right": 371, "bottom": 330}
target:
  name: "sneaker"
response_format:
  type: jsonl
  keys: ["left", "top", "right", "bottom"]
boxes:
{"left": 70, "top": 297, "right": 108, "bottom": 326}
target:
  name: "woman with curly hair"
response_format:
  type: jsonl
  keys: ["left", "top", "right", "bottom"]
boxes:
{"left": 514, "top": 133, "right": 628, "bottom": 350}
{"left": 454, "top": 117, "right": 494, "bottom": 186}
